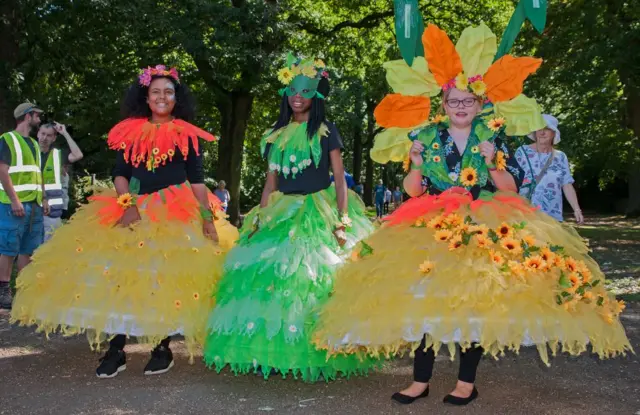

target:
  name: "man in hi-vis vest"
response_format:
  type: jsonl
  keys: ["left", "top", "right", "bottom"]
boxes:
{"left": 38, "top": 122, "right": 83, "bottom": 241}
{"left": 0, "top": 103, "right": 50, "bottom": 309}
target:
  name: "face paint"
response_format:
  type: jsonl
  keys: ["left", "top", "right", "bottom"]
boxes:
{"left": 281, "top": 75, "right": 320, "bottom": 99}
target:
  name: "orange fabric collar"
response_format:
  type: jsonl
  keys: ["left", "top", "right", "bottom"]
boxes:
{"left": 107, "top": 118, "right": 217, "bottom": 170}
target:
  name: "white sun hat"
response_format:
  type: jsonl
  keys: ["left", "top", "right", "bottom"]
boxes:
{"left": 528, "top": 114, "right": 561, "bottom": 144}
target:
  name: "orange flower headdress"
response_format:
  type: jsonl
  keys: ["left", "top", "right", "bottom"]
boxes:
{"left": 371, "top": 23, "right": 546, "bottom": 164}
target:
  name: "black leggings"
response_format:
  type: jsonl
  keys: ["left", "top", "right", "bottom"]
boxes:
{"left": 413, "top": 336, "right": 483, "bottom": 384}
{"left": 109, "top": 335, "right": 171, "bottom": 350}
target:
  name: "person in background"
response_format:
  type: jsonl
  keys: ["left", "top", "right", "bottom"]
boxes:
{"left": 374, "top": 179, "right": 385, "bottom": 218}
{"left": 384, "top": 187, "right": 392, "bottom": 214}
{"left": 214, "top": 180, "right": 231, "bottom": 212}
{"left": 515, "top": 114, "right": 583, "bottom": 224}
{"left": 354, "top": 182, "right": 364, "bottom": 199}
{"left": 38, "top": 122, "right": 83, "bottom": 241}
{"left": 392, "top": 186, "right": 403, "bottom": 210}
{"left": 0, "top": 102, "right": 49, "bottom": 309}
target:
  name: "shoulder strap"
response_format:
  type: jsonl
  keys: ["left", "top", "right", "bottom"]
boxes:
{"left": 534, "top": 150, "right": 556, "bottom": 184}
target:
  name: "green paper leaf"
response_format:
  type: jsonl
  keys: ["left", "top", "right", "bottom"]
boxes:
{"left": 158, "top": 189, "right": 167, "bottom": 204}
{"left": 529, "top": 246, "right": 540, "bottom": 252}
{"left": 513, "top": 221, "right": 527, "bottom": 230}
{"left": 129, "top": 177, "right": 140, "bottom": 195}
{"left": 462, "top": 232, "right": 472, "bottom": 245}
{"left": 591, "top": 280, "right": 600, "bottom": 287}
{"left": 286, "top": 52, "right": 297, "bottom": 67}
{"left": 488, "top": 229, "right": 499, "bottom": 243}
{"left": 523, "top": 0, "right": 548, "bottom": 33}
{"left": 359, "top": 241, "right": 374, "bottom": 258}
{"left": 464, "top": 215, "right": 473, "bottom": 224}
{"left": 394, "top": 0, "right": 424, "bottom": 67}
{"left": 558, "top": 271, "right": 572, "bottom": 288}
{"left": 561, "top": 291, "right": 572, "bottom": 298}
{"left": 576, "top": 285, "right": 586, "bottom": 296}
{"left": 556, "top": 295, "right": 563, "bottom": 305}
{"left": 549, "top": 245, "right": 564, "bottom": 253}
{"left": 597, "top": 296, "right": 604, "bottom": 306}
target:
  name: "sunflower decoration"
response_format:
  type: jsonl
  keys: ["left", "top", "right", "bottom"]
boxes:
{"left": 434, "top": 229, "right": 454, "bottom": 242}
{"left": 419, "top": 260, "right": 435, "bottom": 274}
{"left": 460, "top": 167, "right": 478, "bottom": 187}
{"left": 489, "top": 250, "right": 506, "bottom": 266}
{"left": 500, "top": 237, "right": 523, "bottom": 255}
{"left": 117, "top": 193, "right": 136, "bottom": 209}
{"left": 487, "top": 117, "right": 506, "bottom": 132}
{"left": 495, "top": 151, "right": 508, "bottom": 171}
{"left": 496, "top": 222, "right": 514, "bottom": 239}
{"left": 448, "top": 234, "right": 463, "bottom": 251}
{"left": 524, "top": 255, "right": 545, "bottom": 271}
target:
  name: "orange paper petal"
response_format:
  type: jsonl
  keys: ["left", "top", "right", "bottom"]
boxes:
{"left": 422, "top": 24, "right": 463, "bottom": 86}
{"left": 484, "top": 56, "right": 542, "bottom": 103}
{"left": 374, "top": 94, "right": 431, "bottom": 128}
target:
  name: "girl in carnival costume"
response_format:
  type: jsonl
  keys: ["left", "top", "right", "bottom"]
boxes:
{"left": 203, "top": 54, "right": 377, "bottom": 382}
{"left": 314, "top": 24, "right": 632, "bottom": 405}
{"left": 11, "top": 65, "right": 239, "bottom": 378}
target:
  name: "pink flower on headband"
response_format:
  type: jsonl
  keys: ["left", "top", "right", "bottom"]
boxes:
{"left": 138, "top": 65, "right": 180, "bottom": 87}
{"left": 321, "top": 71, "right": 329, "bottom": 79}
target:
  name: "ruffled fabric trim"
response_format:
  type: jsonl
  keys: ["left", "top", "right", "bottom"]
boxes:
{"left": 107, "top": 118, "right": 217, "bottom": 170}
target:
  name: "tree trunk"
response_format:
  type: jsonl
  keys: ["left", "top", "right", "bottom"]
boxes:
{"left": 216, "top": 91, "right": 253, "bottom": 225}
{"left": 363, "top": 101, "right": 375, "bottom": 206}
{"left": 0, "top": 0, "right": 20, "bottom": 131}
{"left": 352, "top": 127, "right": 363, "bottom": 184}
{"left": 625, "top": 87, "right": 640, "bottom": 217}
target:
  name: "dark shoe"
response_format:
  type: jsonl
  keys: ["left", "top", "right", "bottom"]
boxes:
{"left": 391, "top": 386, "right": 430, "bottom": 405}
{"left": 443, "top": 387, "right": 479, "bottom": 406}
{"left": 143, "top": 345, "right": 174, "bottom": 375}
{"left": 0, "top": 286, "right": 12, "bottom": 310}
{"left": 96, "top": 348, "right": 127, "bottom": 379}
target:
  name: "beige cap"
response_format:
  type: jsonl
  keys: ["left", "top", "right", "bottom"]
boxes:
{"left": 13, "top": 102, "right": 44, "bottom": 119}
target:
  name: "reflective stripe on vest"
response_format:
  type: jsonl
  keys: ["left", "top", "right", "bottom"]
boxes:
{"left": 44, "top": 149, "right": 64, "bottom": 210}
{"left": 44, "top": 149, "right": 63, "bottom": 191}
{"left": 0, "top": 132, "right": 43, "bottom": 205}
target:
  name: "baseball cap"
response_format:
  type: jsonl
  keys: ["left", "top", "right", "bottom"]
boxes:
{"left": 13, "top": 102, "right": 44, "bottom": 119}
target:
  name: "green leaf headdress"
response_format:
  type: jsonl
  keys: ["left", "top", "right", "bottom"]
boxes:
{"left": 277, "top": 52, "right": 330, "bottom": 100}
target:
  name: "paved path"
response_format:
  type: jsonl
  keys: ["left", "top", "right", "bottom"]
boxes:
{"left": 1, "top": 307, "right": 638, "bottom": 415}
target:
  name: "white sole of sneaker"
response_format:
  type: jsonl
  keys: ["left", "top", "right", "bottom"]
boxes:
{"left": 144, "top": 360, "right": 174, "bottom": 376}
{"left": 96, "top": 364, "right": 127, "bottom": 379}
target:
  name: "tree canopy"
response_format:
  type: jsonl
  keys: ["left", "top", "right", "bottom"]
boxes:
{"left": 1, "top": 0, "right": 637, "bottom": 220}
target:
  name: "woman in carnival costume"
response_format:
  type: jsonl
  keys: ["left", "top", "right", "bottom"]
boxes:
{"left": 203, "top": 54, "right": 377, "bottom": 382}
{"left": 314, "top": 24, "right": 632, "bottom": 405}
{"left": 11, "top": 65, "right": 238, "bottom": 378}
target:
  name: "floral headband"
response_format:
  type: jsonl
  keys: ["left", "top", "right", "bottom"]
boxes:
{"left": 443, "top": 73, "right": 487, "bottom": 97}
{"left": 138, "top": 65, "right": 180, "bottom": 87}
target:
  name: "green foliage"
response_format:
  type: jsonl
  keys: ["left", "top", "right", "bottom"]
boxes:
{"left": 9, "top": 0, "right": 634, "bottom": 214}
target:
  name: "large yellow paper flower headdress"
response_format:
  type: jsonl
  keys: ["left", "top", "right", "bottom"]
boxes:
{"left": 371, "top": 23, "right": 546, "bottom": 164}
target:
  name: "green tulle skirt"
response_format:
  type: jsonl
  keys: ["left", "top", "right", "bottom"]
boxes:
{"left": 203, "top": 185, "right": 378, "bottom": 381}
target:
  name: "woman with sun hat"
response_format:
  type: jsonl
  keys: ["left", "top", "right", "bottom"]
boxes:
{"left": 516, "top": 113, "right": 584, "bottom": 223}
{"left": 11, "top": 65, "right": 239, "bottom": 379}
{"left": 313, "top": 23, "right": 631, "bottom": 406}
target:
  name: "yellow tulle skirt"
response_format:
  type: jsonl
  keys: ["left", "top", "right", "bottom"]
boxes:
{"left": 11, "top": 183, "right": 239, "bottom": 358}
{"left": 314, "top": 188, "right": 633, "bottom": 365}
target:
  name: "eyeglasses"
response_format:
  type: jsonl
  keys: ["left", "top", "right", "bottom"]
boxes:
{"left": 446, "top": 98, "right": 478, "bottom": 108}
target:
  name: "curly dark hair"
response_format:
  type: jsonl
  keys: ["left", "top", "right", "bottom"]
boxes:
{"left": 121, "top": 75, "right": 196, "bottom": 121}
{"left": 271, "top": 77, "right": 330, "bottom": 139}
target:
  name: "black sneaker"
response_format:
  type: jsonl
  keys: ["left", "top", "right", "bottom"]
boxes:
{"left": 96, "top": 348, "right": 127, "bottom": 379}
{"left": 0, "top": 285, "right": 13, "bottom": 310}
{"left": 143, "top": 345, "right": 174, "bottom": 375}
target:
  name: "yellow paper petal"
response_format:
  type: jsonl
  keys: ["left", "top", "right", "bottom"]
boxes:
{"left": 455, "top": 23, "right": 497, "bottom": 78}
{"left": 370, "top": 126, "right": 424, "bottom": 164}
{"left": 494, "top": 94, "right": 546, "bottom": 136}
{"left": 383, "top": 57, "right": 440, "bottom": 97}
